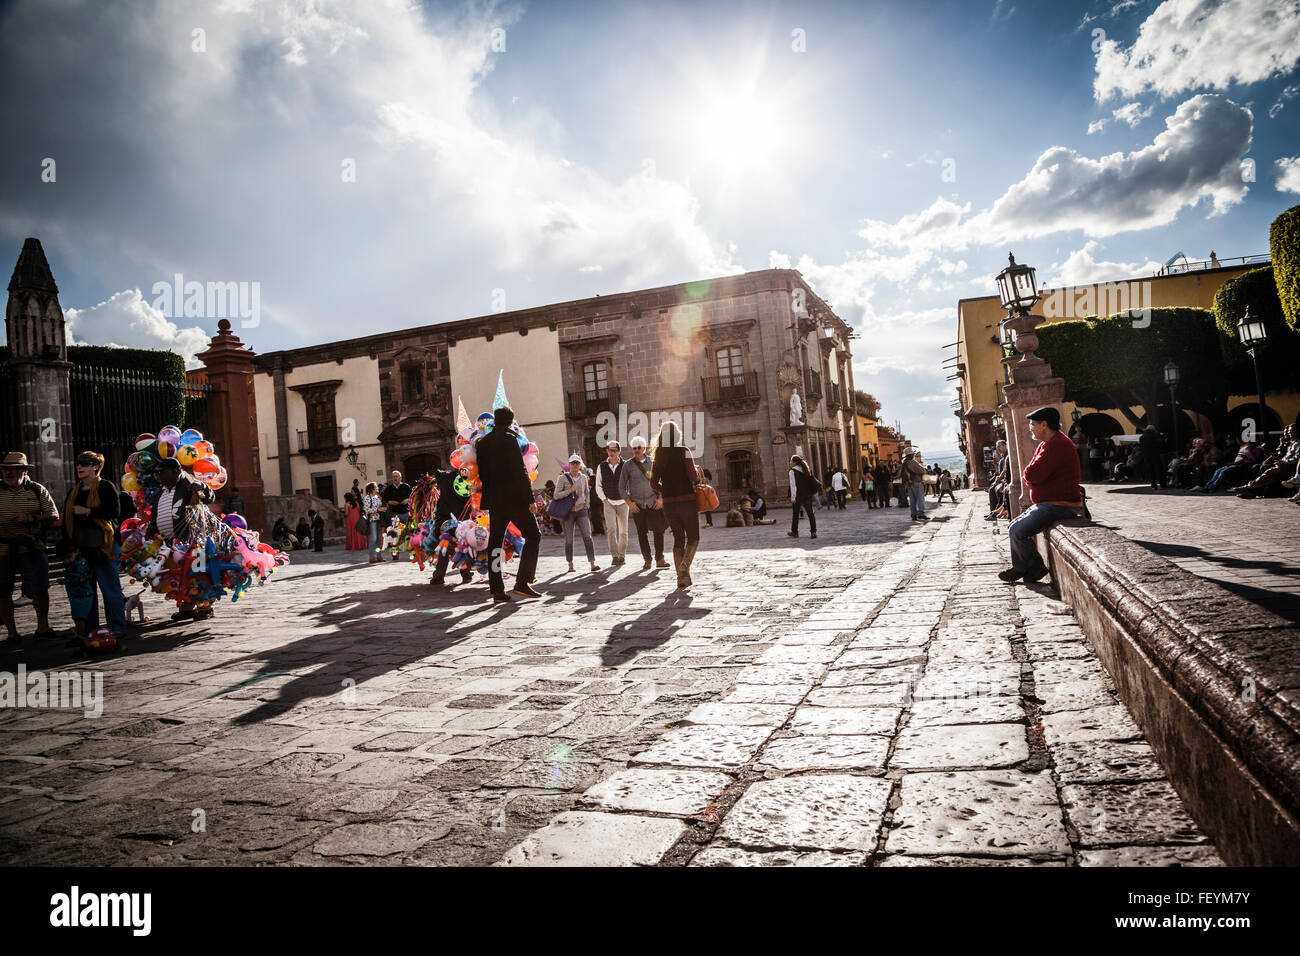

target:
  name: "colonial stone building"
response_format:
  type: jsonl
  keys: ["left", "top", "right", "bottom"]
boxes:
{"left": 250, "top": 269, "right": 859, "bottom": 507}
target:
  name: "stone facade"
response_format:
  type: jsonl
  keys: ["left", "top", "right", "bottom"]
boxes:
{"left": 250, "top": 269, "right": 859, "bottom": 507}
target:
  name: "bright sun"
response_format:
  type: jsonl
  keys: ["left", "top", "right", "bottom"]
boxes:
{"left": 693, "top": 90, "right": 775, "bottom": 174}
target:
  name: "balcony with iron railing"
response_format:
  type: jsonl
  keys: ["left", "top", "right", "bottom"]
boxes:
{"left": 701, "top": 374, "right": 760, "bottom": 414}
{"left": 565, "top": 386, "right": 621, "bottom": 419}
{"left": 804, "top": 369, "right": 822, "bottom": 401}
{"left": 297, "top": 426, "right": 344, "bottom": 463}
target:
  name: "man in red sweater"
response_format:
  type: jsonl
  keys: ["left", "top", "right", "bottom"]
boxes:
{"left": 999, "top": 406, "right": 1083, "bottom": 584}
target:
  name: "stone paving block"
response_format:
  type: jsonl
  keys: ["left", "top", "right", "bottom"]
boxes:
{"left": 758, "top": 734, "right": 891, "bottom": 771}
{"left": 790, "top": 706, "right": 899, "bottom": 737}
{"left": 822, "top": 663, "right": 923, "bottom": 687}
{"left": 889, "top": 769, "right": 1071, "bottom": 858}
{"left": 312, "top": 822, "right": 447, "bottom": 858}
{"left": 1061, "top": 782, "right": 1208, "bottom": 846}
{"left": 834, "top": 647, "right": 925, "bottom": 668}
{"left": 735, "top": 662, "right": 829, "bottom": 685}
{"left": 1040, "top": 705, "right": 1143, "bottom": 746}
{"left": 890, "top": 724, "right": 1029, "bottom": 770}
{"left": 877, "top": 855, "right": 1068, "bottom": 866}
{"left": 927, "top": 637, "right": 1014, "bottom": 663}
{"left": 631, "top": 725, "right": 774, "bottom": 769}
{"left": 716, "top": 775, "right": 893, "bottom": 852}
{"left": 757, "top": 645, "right": 841, "bottom": 666}
{"left": 850, "top": 628, "right": 932, "bottom": 649}
{"left": 690, "top": 846, "right": 866, "bottom": 866}
{"left": 498, "top": 811, "right": 685, "bottom": 866}
{"left": 579, "top": 768, "right": 733, "bottom": 816}
{"left": 1077, "top": 845, "right": 1224, "bottom": 866}
{"left": 720, "top": 684, "right": 810, "bottom": 706}
{"left": 805, "top": 685, "right": 910, "bottom": 708}
{"left": 1045, "top": 738, "right": 1170, "bottom": 785}
{"left": 907, "top": 696, "right": 1024, "bottom": 728}
{"left": 683, "top": 702, "right": 794, "bottom": 727}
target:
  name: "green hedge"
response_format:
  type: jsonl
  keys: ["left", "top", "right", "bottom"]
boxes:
{"left": 1036, "top": 307, "right": 1226, "bottom": 415}
{"left": 1211, "top": 267, "right": 1300, "bottom": 394}
{"left": 1271, "top": 204, "right": 1300, "bottom": 333}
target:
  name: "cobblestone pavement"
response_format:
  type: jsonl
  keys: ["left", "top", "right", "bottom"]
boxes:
{"left": 1084, "top": 483, "right": 1300, "bottom": 623}
{"left": 1, "top": 495, "right": 1222, "bottom": 865}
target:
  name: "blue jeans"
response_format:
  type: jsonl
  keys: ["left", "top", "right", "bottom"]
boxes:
{"left": 908, "top": 481, "right": 925, "bottom": 518}
{"left": 84, "top": 548, "right": 127, "bottom": 633}
{"left": 1008, "top": 504, "right": 1078, "bottom": 572}
{"left": 368, "top": 518, "right": 382, "bottom": 554}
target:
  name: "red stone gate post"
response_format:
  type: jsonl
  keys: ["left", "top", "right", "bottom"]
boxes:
{"left": 196, "top": 319, "right": 266, "bottom": 533}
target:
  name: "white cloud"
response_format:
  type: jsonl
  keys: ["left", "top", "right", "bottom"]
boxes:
{"left": 768, "top": 251, "right": 792, "bottom": 269}
{"left": 1275, "top": 156, "right": 1300, "bottom": 194}
{"left": 857, "top": 94, "right": 1253, "bottom": 252}
{"left": 1094, "top": 0, "right": 1300, "bottom": 101}
{"left": 1043, "top": 240, "right": 1164, "bottom": 286}
{"left": 1112, "top": 101, "right": 1153, "bottom": 127}
{"left": 65, "top": 289, "right": 211, "bottom": 368}
{"left": 1087, "top": 118, "right": 1108, "bottom": 134}
{"left": 0, "top": 0, "right": 739, "bottom": 351}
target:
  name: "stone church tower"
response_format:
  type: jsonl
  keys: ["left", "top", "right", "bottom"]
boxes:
{"left": 5, "top": 238, "right": 75, "bottom": 497}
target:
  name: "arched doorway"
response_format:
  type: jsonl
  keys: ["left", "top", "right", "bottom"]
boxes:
{"left": 1223, "top": 403, "right": 1284, "bottom": 444}
{"left": 403, "top": 453, "right": 441, "bottom": 480}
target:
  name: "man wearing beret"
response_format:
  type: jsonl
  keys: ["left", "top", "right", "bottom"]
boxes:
{"left": 999, "top": 406, "right": 1083, "bottom": 584}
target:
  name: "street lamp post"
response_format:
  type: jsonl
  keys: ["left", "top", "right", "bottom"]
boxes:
{"left": 1236, "top": 306, "right": 1269, "bottom": 442}
{"left": 1163, "top": 360, "right": 1180, "bottom": 456}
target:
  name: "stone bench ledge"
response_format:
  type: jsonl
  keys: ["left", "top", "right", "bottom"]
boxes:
{"left": 1043, "top": 518, "right": 1300, "bottom": 864}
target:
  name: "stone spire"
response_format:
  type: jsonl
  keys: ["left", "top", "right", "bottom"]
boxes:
{"left": 8, "top": 237, "right": 59, "bottom": 296}
{"left": 6, "top": 237, "right": 67, "bottom": 361}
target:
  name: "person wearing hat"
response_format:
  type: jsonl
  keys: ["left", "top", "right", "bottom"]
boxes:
{"left": 901, "top": 450, "right": 927, "bottom": 521}
{"left": 148, "top": 455, "right": 217, "bottom": 620}
{"left": 0, "top": 452, "right": 60, "bottom": 643}
{"left": 619, "top": 435, "right": 668, "bottom": 571}
{"left": 595, "top": 440, "right": 629, "bottom": 566}
{"left": 999, "top": 406, "right": 1084, "bottom": 584}
{"left": 554, "top": 453, "right": 600, "bottom": 574}
{"left": 475, "top": 405, "right": 543, "bottom": 602}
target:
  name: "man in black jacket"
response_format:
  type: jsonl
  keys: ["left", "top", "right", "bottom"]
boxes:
{"left": 475, "top": 406, "right": 542, "bottom": 602}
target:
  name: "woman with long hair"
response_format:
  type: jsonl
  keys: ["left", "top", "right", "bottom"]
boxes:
{"left": 362, "top": 481, "right": 384, "bottom": 562}
{"left": 344, "top": 491, "right": 365, "bottom": 550}
{"left": 788, "top": 454, "right": 818, "bottom": 539}
{"left": 649, "top": 420, "right": 701, "bottom": 587}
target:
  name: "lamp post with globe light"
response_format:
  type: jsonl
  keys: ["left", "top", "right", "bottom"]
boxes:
{"left": 1236, "top": 306, "right": 1269, "bottom": 442}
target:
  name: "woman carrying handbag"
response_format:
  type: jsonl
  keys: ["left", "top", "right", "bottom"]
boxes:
{"left": 553, "top": 456, "right": 600, "bottom": 573}
{"left": 649, "top": 420, "right": 703, "bottom": 588}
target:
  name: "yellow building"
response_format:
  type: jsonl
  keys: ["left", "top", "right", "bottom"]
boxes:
{"left": 954, "top": 255, "right": 1300, "bottom": 483}
{"left": 855, "top": 392, "right": 881, "bottom": 469}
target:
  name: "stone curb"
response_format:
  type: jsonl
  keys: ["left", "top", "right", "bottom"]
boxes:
{"left": 1043, "top": 520, "right": 1300, "bottom": 866}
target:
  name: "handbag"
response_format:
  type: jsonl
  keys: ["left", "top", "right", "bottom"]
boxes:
{"left": 695, "top": 483, "right": 719, "bottom": 513}
{"left": 548, "top": 477, "right": 576, "bottom": 520}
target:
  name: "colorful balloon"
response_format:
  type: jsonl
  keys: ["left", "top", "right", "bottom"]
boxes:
{"left": 177, "top": 444, "right": 198, "bottom": 467}
{"left": 157, "top": 425, "right": 182, "bottom": 446}
{"left": 121, "top": 472, "right": 141, "bottom": 494}
{"left": 134, "top": 433, "right": 156, "bottom": 451}
{"left": 178, "top": 429, "right": 203, "bottom": 446}
{"left": 223, "top": 513, "right": 248, "bottom": 530}
{"left": 192, "top": 458, "right": 220, "bottom": 479}
{"left": 156, "top": 440, "right": 176, "bottom": 459}
{"left": 193, "top": 440, "right": 214, "bottom": 459}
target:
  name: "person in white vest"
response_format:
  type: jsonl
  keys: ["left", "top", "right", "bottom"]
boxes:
{"left": 595, "top": 441, "right": 629, "bottom": 566}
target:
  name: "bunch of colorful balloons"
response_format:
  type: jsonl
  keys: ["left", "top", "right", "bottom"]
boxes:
{"left": 448, "top": 411, "right": 541, "bottom": 487}
{"left": 117, "top": 424, "right": 288, "bottom": 610}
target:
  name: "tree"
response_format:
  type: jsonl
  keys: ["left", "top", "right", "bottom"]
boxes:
{"left": 1271, "top": 204, "right": 1300, "bottom": 332}
{"left": 1211, "top": 266, "right": 1300, "bottom": 395}
{"left": 1035, "top": 308, "right": 1228, "bottom": 429}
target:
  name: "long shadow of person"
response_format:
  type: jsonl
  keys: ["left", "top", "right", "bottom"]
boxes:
{"left": 600, "top": 591, "right": 709, "bottom": 669}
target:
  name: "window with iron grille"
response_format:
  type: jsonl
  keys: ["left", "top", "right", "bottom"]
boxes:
{"left": 307, "top": 399, "right": 335, "bottom": 448}
{"left": 716, "top": 346, "right": 744, "bottom": 388}
{"left": 583, "top": 361, "right": 608, "bottom": 399}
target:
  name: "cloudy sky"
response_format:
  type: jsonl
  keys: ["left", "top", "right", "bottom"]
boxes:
{"left": 2, "top": 0, "right": 1298, "bottom": 458}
